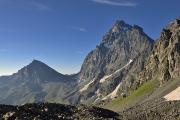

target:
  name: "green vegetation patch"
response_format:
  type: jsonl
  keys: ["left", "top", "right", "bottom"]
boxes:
{"left": 147, "top": 77, "right": 180, "bottom": 100}
{"left": 104, "top": 78, "right": 159, "bottom": 112}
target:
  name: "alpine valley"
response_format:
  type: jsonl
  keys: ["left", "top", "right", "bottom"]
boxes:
{"left": 0, "top": 18, "right": 179, "bottom": 120}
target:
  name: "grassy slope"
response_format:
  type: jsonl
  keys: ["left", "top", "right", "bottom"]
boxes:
{"left": 103, "top": 77, "right": 180, "bottom": 112}
{"left": 103, "top": 78, "right": 159, "bottom": 112}
{"left": 147, "top": 77, "right": 180, "bottom": 101}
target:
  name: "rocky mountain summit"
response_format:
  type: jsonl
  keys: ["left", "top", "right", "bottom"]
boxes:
{"left": 79, "top": 20, "right": 153, "bottom": 81}
{"left": 67, "top": 20, "right": 154, "bottom": 104}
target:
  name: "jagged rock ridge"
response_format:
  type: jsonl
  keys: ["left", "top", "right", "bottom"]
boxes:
{"left": 139, "top": 18, "right": 180, "bottom": 84}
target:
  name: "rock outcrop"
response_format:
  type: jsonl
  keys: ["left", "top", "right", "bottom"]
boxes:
{"left": 139, "top": 18, "right": 180, "bottom": 84}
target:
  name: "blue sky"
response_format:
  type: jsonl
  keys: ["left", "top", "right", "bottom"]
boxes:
{"left": 0, "top": 0, "right": 179, "bottom": 75}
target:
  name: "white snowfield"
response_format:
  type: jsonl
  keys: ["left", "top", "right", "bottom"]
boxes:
{"left": 99, "top": 74, "right": 113, "bottom": 83}
{"left": 99, "top": 59, "right": 133, "bottom": 83}
{"left": 164, "top": 86, "right": 180, "bottom": 101}
{"left": 80, "top": 78, "right": 95, "bottom": 92}
{"left": 102, "top": 83, "right": 122, "bottom": 100}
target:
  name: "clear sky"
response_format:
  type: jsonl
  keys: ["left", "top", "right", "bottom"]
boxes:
{"left": 0, "top": 0, "right": 179, "bottom": 75}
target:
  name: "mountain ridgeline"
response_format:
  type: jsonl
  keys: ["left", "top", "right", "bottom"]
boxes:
{"left": 0, "top": 60, "right": 76, "bottom": 105}
{"left": 0, "top": 18, "right": 179, "bottom": 113}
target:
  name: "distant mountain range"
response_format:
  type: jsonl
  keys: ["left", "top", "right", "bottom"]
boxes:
{"left": 0, "top": 19, "right": 154, "bottom": 105}
{"left": 0, "top": 17, "right": 179, "bottom": 120}
{"left": 0, "top": 60, "right": 77, "bottom": 104}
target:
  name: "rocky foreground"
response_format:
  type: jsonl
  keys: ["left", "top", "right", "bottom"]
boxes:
{"left": 0, "top": 103, "right": 119, "bottom": 120}
{"left": 0, "top": 100, "right": 180, "bottom": 120}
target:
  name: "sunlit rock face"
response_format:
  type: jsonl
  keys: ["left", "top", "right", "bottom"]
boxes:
{"left": 139, "top": 18, "right": 180, "bottom": 84}
{"left": 79, "top": 20, "right": 153, "bottom": 81}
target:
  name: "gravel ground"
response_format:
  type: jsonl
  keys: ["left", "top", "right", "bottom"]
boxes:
{"left": 0, "top": 103, "right": 119, "bottom": 120}
{"left": 121, "top": 99, "right": 180, "bottom": 120}
{"left": 0, "top": 99, "right": 179, "bottom": 120}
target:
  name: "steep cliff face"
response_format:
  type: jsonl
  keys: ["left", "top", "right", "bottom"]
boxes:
{"left": 68, "top": 20, "right": 154, "bottom": 104}
{"left": 139, "top": 18, "right": 180, "bottom": 84}
{"left": 79, "top": 20, "right": 153, "bottom": 81}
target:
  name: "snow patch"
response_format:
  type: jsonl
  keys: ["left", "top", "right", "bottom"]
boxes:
{"left": 95, "top": 89, "right": 100, "bottom": 97}
{"left": 99, "top": 74, "right": 113, "bottom": 83}
{"left": 164, "top": 86, "right": 180, "bottom": 101}
{"left": 102, "top": 83, "right": 122, "bottom": 100}
{"left": 115, "top": 59, "right": 133, "bottom": 73}
{"left": 95, "top": 89, "right": 103, "bottom": 99}
{"left": 79, "top": 78, "right": 95, "bottom": 92}
{"left": 99, "top": 59, "right": 133, "bottom": 83}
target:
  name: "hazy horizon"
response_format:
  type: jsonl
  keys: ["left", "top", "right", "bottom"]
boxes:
{"left": 0, "top": 0, "right": 180, "bottom": 75}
